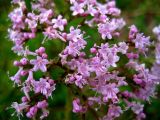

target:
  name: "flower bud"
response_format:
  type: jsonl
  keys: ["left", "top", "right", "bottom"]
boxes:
{"left": 20, "top": 70, "right": 28, "bottom": 76}
{"left": 21, "top": 96, "right": 28, "bottom": 102}
{"left": 37, "top": 100, "right": 48, "bottom": 108}
{"left": 26, "top": 111, "right": 32, "bottom": 118}
{"left": 42, "top": 53, "right": 48, "bottom": 59}
{"left": 39, "top": 47, "right": 45, "bottom": 53}
{"left": 90, "top": 48, "right": 97, "bottom": 53}
{"left": 20, "top": 58, "right": 28, "bottom": 65}
{"left": 26, "top": 106, "right": 38, "bottom": 118}
{"left": 14, "top": 61, "right": 22, "bottom": 66}
{"left": 28, "top": 33, "right": 35, "bottom": 39}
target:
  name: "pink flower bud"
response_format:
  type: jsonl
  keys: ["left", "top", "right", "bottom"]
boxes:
{"left": 134, "top": 78, "right": 142, "bottom": 84}
{"left": 39, "top": 47, "right": 46, "bottom": 53}
{"left": 21, "top": 96, "right": 28, "bottom": 102}
{"left": 79, "top": 52, "right": 85, "bottom": 57}
{"left": 30, "top": 106, "right": 38, "bottom": 115}
{"left": 20, "top": 70, "right": 28, "bottom": 76}
{"left": 62, "top": 33, "right": 67, "bottom": 39}
{"left": 107, "top": 1, "right": 116, "bottom": 8}
{"left": 28, "top": 33, "right": 35, "bottom": 39}
{"left": 23, "top": 33, "right": 29, "bottom": 38}
{"left": 129, "top": 25, "right": 138, "bottom": 40}
{"left": 14, "top": 61, "right": 22, "bottom": 66}
{"left": 90, "top": 48, "right": 97, "bottom": 53}
{"left": 26, "top": 106, "right": 38, "bottom": 118}
{"left": 113, "top": 32, "right": 120, "bottom": 37}
{"left": 48, "top": 79, "right": 54, "bottom": 85}
{"left": 42, "top": 53, "right": 48, "bottom": 59}
{"left": 20, "top": 58, "right": 28, "bottom": 65}
{"left": 26, "top": 112, "right": 32, "bottom": 118}
{"left": 126, "top": 53, "right": 134, "bottom": 59}
{"left": 37, "top": 100, "right": 48, "bottom": 108}
{"left": 133, "top": 54, "right": 139, "bottom": 59}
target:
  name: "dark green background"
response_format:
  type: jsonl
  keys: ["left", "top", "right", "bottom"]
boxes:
{"left": 0, "top": 0, "right": 160, "bottom": 119}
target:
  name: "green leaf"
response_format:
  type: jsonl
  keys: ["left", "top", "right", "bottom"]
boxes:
{"left": 24, "top": 0, "right": 31, "bottom": 12}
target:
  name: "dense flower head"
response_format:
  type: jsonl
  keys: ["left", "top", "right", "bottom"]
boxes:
{"left": 8, "top": 0, "right": 159, "bottom": 120}
{"left": 129, "top": 25, "right": 151, "bottom": 53}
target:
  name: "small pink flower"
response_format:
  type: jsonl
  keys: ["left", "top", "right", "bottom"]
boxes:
{"left": 67, "top": 26, "right": 83, "bottom": 42}
{"left": 52, "top": 15, "right": 67, "bottom": 31}
{"left": 9, "top": 8, "right": 23, "bottom": 23}
{"left": 72, "top": 98, "right": 86, "bottom": 113}
{"left": 11, "top": 102, "right": 29, "bottom": 118}
{"left": 131, "top": 102, "right": 144, "bottom": 114}
{"left": 70, "top": 3, "right": 85, "bottom": 16}
{"left": 33, "top": 78, "right": 56, "bottom": 98}
{"left": 37, "top": 100, "right": 48, "bottom": 108}
{"left": 153, "top": 25, "right": 160, "bottom": 41}
{"left": 26, "top": 106, "right": 38, "bottom": 118}
{"left": 118, "top": 42, "right": 128, "bottom": 54}
{"left": 10, "top": 67, "right": 23, "bottom": 85}
{"left": 99, "top": 83, "right": 119, "bottom": 103}
{"left": 39, "top": 9, "right": 53, "bottom": 24}
{"left": 129, "top": 25, "right": 138, "bottom": 40}
{"left": 30, "top": 56, "right": 48, "bottom": 72}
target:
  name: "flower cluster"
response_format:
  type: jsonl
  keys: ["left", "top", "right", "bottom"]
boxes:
{"left": 9, "top": 0, "right": 57, "bottom": 119}
{"left": 152, "top": 25, "right": 160, "bottom": 82}
{"left": 8, "top": 0, "right": 159, "bottom": 120}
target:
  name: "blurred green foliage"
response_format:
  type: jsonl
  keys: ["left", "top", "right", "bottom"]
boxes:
{"left": 0, "top": 0, "right": 160, "bottom": 120}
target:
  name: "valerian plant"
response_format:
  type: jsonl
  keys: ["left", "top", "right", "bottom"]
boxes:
{"left": 8, "top": 0, "right": 160, "bottom": 120}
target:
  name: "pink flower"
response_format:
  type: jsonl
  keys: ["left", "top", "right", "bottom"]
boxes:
{"left": 129, "top": 25, "right": 138, "bottom": 40}
{"left": 40, "top": 108, "right": 49, "bottom": 120}
{"left": 72, "top": 98, "right": 82, "bottom": 113}
{"left": 25, "top": 18, "right": 37, "bottom": 29}
{"left": 98, "top": 19, "right": 125, "bottom": 40}
{"left": 131, "top": 102, "right": 144, "bottom": 114}
{"left": 10, "top": 67, "right": 23, "bottom": 85}
{"left": 98, "top": 43, "right": 119, "bottom": 67}
{"left": 87, "top": 5, "right": 97, "bottom": 16}
{"left": 104, "top": 105, "right": 122, "bottom": 119}
{"left": 30, "top": 56, "right": 48, "bottom": 72}
{"left": 26, "top": 106, "right": 38, "bottom": 118}
{"left": 98, "top": 22, "right": 114, "bottom": 39}
{"left": 11, "top": 102, "right": 29, "bottom": 118}
{"left": 70, "top": 3, "right": 85, "bottom": 16}
{"left": 118, "top": 42, "right": 128, "bottom": 54}
{"left": 39, "top": 9, "right": 53, "bottom": 24}
{"left": 43, "top": 26, "right": 66, "bottom": 42}
{"left": 37, "top": 100, "right": 48, "bottom": 108}
{"left": 98, "top": 21, "right": 117, "bottom": 39}
{"left": 153, "top": 25, "right": 160, "bottom": 41}
{"left": 97, "top": 4, "right": 108, "bottom": 15}
{"left": 99, "top": 83, "right": 119, "bottom": 103}
{"left": 133, "top": 33, "right": 150, "bottom": 52}
{"left": 74, "top": 74, "right": 87, "bottom": 88}
{"left": 33, "top": 78, "right": 56, "bottom": 98}
{"left": 9, "top": 8, "right": 23, "bottom": 23}
{"left": 67, "top": 26, "right": 83, "bottom": 42}
{"left": 155, "top": 43, "right": 160, "bottom": 64}
{"left": 21, "top": 86, "right": 31, "bottom": 101}
{"left": 72, "top": 98, "right": 86, "bottom": 113}
{"left": 106, "top": 1, "right": 121, "bottom": 16}
{"left": 52, "top": 15, "right": 67, "bottom": 31}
